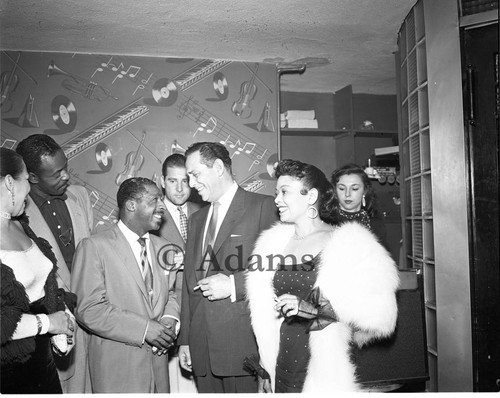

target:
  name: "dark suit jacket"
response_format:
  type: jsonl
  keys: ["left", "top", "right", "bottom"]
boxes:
{"left": 178, "top": 187, "right": 278, "bottom": 377}
{"left": 155, "top": 201, "right": 202, "bottom": 307}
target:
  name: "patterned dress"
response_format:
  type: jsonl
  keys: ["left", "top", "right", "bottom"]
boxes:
{"left": 272, "top": 257, "right": 318, "bottom": 393}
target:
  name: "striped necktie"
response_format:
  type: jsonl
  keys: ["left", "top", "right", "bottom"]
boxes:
{"left": 138, "top": 237, "right": 154, "bottom": 304}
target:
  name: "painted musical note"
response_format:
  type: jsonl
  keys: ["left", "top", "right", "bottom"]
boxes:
{"left": 132, "top": 84, "right": 145, "bottom": 96}
{"left": 257, "top": 148, "right": 268, "bottom": 160}
{"left": 111, "top": 62, "right": 125, "bottom": 72}
{"left": 238, "top": 142, "right": 256, "bottom": 154}
{"left": 219, "top": 135, "right": 233, "bottom": 146}
{"left": 1, "top": 139, "right": 16, "bottom": 149}
{"left": 95, "top": 208, "right": 117, "bottom": 228}
{"left": 141, "top": 73, "right": 153, "bottom": 85}
{"left": 248, "top": 160, "right": 260, "bottom": 171}
{"left": 90, "top": 191, "right": 99, "bottom": 208}
{"left": 193, "top": 116, "right": 217, "bottom": 137}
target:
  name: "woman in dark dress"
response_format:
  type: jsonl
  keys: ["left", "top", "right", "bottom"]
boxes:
{"left": 331, "top": 163, "right": 388, "bottom": 247}
{"left": 0, "top": 148, "right": 75, "bottom": 394}
{"left": 246, "top": 159, "right": 399, "bottom": 393}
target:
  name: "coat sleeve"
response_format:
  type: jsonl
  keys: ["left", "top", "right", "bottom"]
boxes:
{"left": 233, "top": 195, "right": 279, "bottom": 301}
{"left": 162, "top": 270, "right": 181, "bottom": 321}
{"left": 71, "top": 238, "right": 148, "bottom": 347}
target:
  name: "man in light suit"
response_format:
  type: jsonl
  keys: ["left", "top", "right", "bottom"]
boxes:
{"left": 16, "top": 134, "right": 93, "bottom": 393}
{"left": 178, "top": 142, "right": 278, "bottom": 393}
{"left": 72, "top": 177, "right": 179, "bottom": 393}
{"left": 155, "top": 153, "right": 201, "bottom": 392}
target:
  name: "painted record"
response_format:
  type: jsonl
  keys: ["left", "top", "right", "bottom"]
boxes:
{"left": 95, "top": 142, "right": 113, "bottom": 172}
{"left": 152, "top": 78, "right": 178, "bottom": 106}
{"left": 213, "top": 72, "right": 228, "bottom": 100}
{"left": 51, "top": 95, "right": 77, "bottom": 132}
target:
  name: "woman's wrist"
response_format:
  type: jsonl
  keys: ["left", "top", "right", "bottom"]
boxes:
{"left": 36, "top": 314, "right": 50, "bottom": 335}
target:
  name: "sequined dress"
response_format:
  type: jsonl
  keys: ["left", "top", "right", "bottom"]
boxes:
{"left": 273, "top": 257, "right": 318, "bottom": 393}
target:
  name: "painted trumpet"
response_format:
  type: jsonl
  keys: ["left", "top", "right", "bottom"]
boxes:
{"left": 48, "top": 60, "right": 118, "bottom": 101}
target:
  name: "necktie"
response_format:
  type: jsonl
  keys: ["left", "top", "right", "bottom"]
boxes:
{"left": 203, "top": 202, "right": 220, "bottom": 261}
{"left": 177, "top": 206, "right": 188, "bottom": 242}
{"left": 138, "top": 237, "right": 154, "bottom": 304}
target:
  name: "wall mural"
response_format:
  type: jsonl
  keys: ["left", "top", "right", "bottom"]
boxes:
{"left": 0, "top": 51, "right": 279, "bottom": 232}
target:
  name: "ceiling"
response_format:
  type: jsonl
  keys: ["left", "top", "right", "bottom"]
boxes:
{"left": 0, "top": 0, "right": 416, "bottom": 95}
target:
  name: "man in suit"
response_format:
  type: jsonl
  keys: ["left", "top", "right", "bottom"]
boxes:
{"left": 156, "top": 153, "right": 201, "bottom": 393}
{"left": 71, "top": 177, "right": 179, "bottom": 393}
{"left": 16, "top": 134, "right": 93, "bottom": 393}
{"left": 178, "top": 142, "right": 278, "bottom": 393}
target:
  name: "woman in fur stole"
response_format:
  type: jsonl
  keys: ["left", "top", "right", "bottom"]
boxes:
{"left": 246, "top": 159, "right": 399, "bottom": 393}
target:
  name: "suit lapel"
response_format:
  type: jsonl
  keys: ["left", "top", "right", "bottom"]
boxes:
{"left": 162, "top": 208, "right": 184, "bottom": 246}
{"left": 149, "top": 237, "right": 166, "bottom": 310}
{"left": 25, "top": 196, "right": 71, "bottom": 291}
{"left": 213, "top": 188, "right": 246, "bottom": 254}
{"left": 113, "top": 227, "right": 152, "bottom": 311}
{"left": 65, "top": 188, "right": 86, "bottom": 244}
{"left": 194, "top": 205, "right": 210, "bottom": 282}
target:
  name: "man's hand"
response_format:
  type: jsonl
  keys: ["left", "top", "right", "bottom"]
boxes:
{"left": 178, "top": 345, "right": 192, "bottom": 372}
{"left": 197, "top": 273, "right": 231, "bottom": 301}
{"left": 145, "top": 320, "right": 176, "bottom": 351}
{"left": 274, "top": 294, "right": 300, "bottom": 317}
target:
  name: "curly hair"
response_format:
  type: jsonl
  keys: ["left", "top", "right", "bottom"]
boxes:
{"left": 275, "top": 159, "right": 336, "bottom": 224}
{"left": 15, "top": 134, "right": 62, "bottom": 175}
{"left": 116, "top": 177, "right": 158, "bottom": 210}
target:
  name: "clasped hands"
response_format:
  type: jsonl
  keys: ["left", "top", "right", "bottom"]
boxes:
{"left": 196, "top": 273, "right": 231, "bottom": 301}
{"left": 274, "top": 293, "right": 319, "bottom": 319}
{"left": 145, "top": 318, "right": 178, "bottom": 356}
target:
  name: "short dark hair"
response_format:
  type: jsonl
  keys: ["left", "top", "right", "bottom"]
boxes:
{"left": 1, "top": 148, "right": 26, "bottom": 179}
{"left": 185, "top": 142, "right": 231, "bottom": 172}
{"left": 16, "top": 134, "right": 62, "bottom": 174}
{"left": 330, "top": 163, "right": 378, "bottom": 218}
{"left": 116, "top": 177, "right": 158, "bottom": 210}
{"left": 162, "top": 153, "right": 186, "bottom": 176}
{"left": 275, "top": 159, "right": 336, "bottom": 224}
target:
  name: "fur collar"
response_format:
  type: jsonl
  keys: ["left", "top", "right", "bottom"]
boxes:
{"left": 246, "top": 222, "right": 399, "bottom": 392}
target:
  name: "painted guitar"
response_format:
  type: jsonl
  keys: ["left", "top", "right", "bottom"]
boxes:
{"left": 0, "top": 52, "right": 21, "bottom": 112}
{"left": 231, "top": 64, "right": 259, "bottom": 119}
{"left": 115, "top": 131, "right": 146, "bottom": 186}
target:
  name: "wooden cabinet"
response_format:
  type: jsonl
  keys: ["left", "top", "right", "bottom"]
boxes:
{"left": 279, "top": 85, "right": 402, "bottom": 262}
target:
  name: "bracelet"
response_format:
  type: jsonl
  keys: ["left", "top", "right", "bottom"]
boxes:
{"left": 35, "top": 315, "right": 43, "bottom": 335}
{"left": 39, "top": 314, "right": 50, "bottom": 335}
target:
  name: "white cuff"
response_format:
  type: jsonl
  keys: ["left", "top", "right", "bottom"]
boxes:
{"left": 38, "top": 313, "right": 50, "bottom": 335}
{"left": 229, "top": 274, "right": 236, "bottom": 302}
{"left": 142, "top": 320, "right": 149, "bottom": 345}
{"left": 161, "top": 315, "right": 181, "bottom": 335}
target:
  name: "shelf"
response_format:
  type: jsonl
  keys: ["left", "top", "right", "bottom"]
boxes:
{"left": 280, "top": 129, "right": 348, "bottom": 137}
{"left": 280, "top": 129, "right": 397, "bottom": 138}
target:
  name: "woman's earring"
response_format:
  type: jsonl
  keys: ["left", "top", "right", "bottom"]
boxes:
{"left": 362, "top": 195, "right": 366, "bottom": 208}
{"left": 307, "top": 206, "right": 318, "bottom": 219}
{"left": 11, "top": 188, "right": 15, "bottom": 207}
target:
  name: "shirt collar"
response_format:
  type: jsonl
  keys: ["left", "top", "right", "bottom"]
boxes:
{"left": 163, "top": 197, "right": 187, "bottom": 215}
{"left": 117, "top": 220, "right": 150, "bottom": 245}
{"left": 215, "top": 182, "right": 238, "bottom": 209}
{"left": 29, "top": 186, "right": 68, "bottom": 207}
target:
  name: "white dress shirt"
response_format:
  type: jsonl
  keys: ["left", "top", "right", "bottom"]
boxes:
{"left": 163, "top": 199, "right": 188, "bottom": 234}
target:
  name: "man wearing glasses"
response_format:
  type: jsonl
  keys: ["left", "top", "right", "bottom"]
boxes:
{"left": 16, "top": 134, "right": 94, "bottom": 393}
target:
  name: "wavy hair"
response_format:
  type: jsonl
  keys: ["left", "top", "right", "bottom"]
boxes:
{"left": 275, "top": 159, "right": 336, "bottom": 224}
